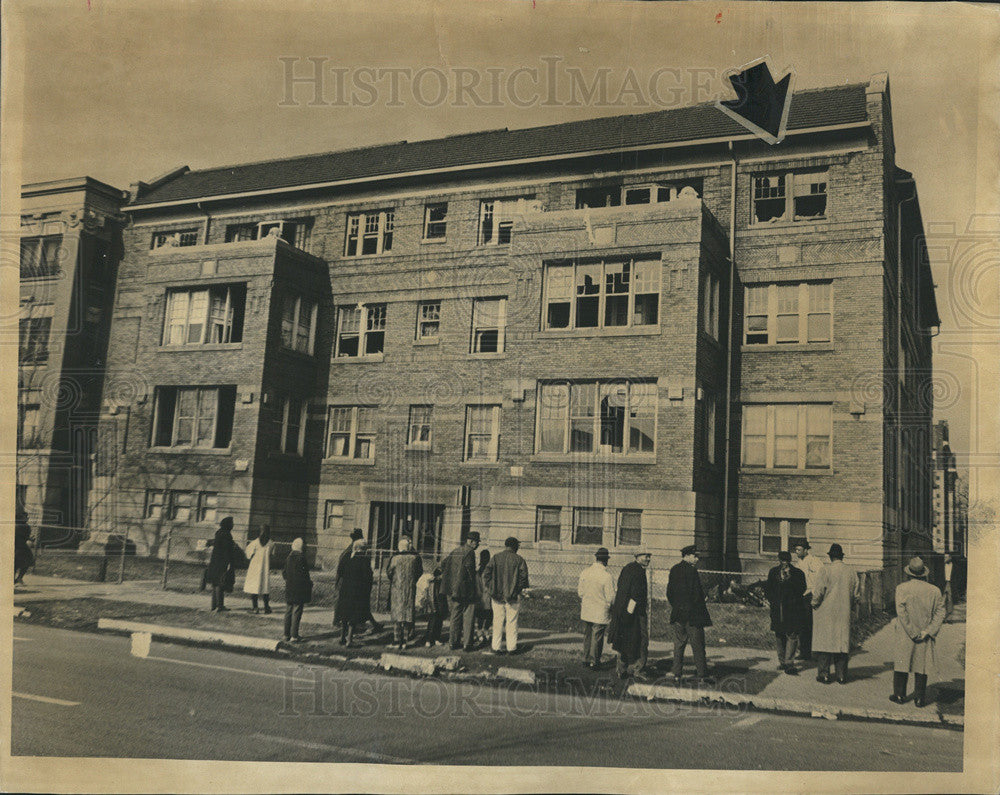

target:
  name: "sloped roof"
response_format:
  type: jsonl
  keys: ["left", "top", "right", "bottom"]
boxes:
{"left": 131, "top": 82, "right": 869, "bottom": 206}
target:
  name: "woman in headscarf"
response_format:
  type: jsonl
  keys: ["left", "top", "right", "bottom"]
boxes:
{"left": 282, "top": 537, "right": 312, "bottom": 643}
{"left": 335, "top": 538, "right": 374, "bottom": 647}
{"left": 243, "top": 525, "right": 273, "bottom": 613}
{"left": 205, "top": 517, "right": 238, "bottom": 612}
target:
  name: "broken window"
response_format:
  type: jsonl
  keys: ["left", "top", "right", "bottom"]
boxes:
{"left": 753, "top": 175, "right": 787, "bottom": 223}
{"left": 345, "top": 210, "right": 393, "bottom": 256}
{"left": 544, "top": 257, "right": 660, "bottom": 330}
{"left": 162, "top": 284, "right": 246, "bottom": 346}
{"left": 478, "top": 197, "right": 531, "bottom": 245}
{"left": 753, "top": 171, "right": 828, "bottom": 223}
{"left": 537, "top": 380, "right": 656, "bottom": 456}
{"left": 575, "top": 186, "right": 622, "bottom": 209}
{"left": 336, "top": 303, "right": 385, "bottom": 357}
{"left": 151, "top": 386, "right": 236, "bottom": 449}
{"left": 416, "top": 301, "right": 441, "bottom": 341}
{"left": 793, "top": 173, "right": 828, "bottom": 219}
{"left": 151, "top": 229, "right": 199, "bottom": 249}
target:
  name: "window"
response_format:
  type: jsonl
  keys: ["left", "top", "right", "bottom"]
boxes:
{"left": 536, "top": 506, "right": 562, "bottom": 542}
{"left": 478, "top": 197, "right": 530, "bottom": 245}
{"left": 144, "top": 490, "right": 165, "bottom": 519}
{"left": 702, "top": 271, "right": 721, "bottom": 339}
{"left": 197, "top": 492, "right": 218, "bottom": 523}
{"left": 17, "top": 404, "right": 42, "bottom": 448}
{"left": 752, "top": 171, "right": 827, "bottom": 224}
{"left": 324, "top": 499, "right": 345, "bottom": 530}
{"left": 741, "top": 404, "right": 832, "bottom": 470}
{"left": 543, "top": 257, "right": 660, "bottom": 330}
{"left": 345, "top": 210, "right": 393, "bottom": 256}
{"left": 576, "top": 180, "right": 701, "bottom": 209}
{"left": 423, "top": 203, "right": 448, "bottom": 239}
{"left": 224, "top": 223, "right": 256, "bottom": 243}
{"left": 170, "top": 491, "right": 194, "bottom": 521}
{"left": 258, "top": 219, "right": 312, "bottom": 250}
{"left": 536, "top": 380, "right": 656, "bottom": 456}
{"left": 19, "top": 317, "right": 52, "bottom": 363}
{"left": 336, "top": 304, "right": 386, "bottom": 357}
{"left": 326, "top": 406, "right": 376, "bottom": 459}
{"left": 278, "top": 396, "right": 307, "bottom": 455}
{"left": 151, "top": 386, "right": 236, "bottom": 449}
{"left": 471, "top": 298, "right": 507, "bottom": 353}
{"left": 743, "top": 282, "right": 832, "bottom": 345}
{"left": 703, "top": 393, "right": 718, "bottom": 465}
{"left": 576, "top": 186, "right": 622, "bottom": 209}
{"left": 573, "top": 508, "right": 604, "bottom": 545}
{"left": 416, "top": 301, "right": 440, "bottom": 341}
{"left": 616, "top": 509, "right": 642, "bottom": 546}
{"left": 760, "top": 518, "right": 809, "bottom": 553}
{"left": 280, "top": 296, "right": 318, "bottom": 355}
{"left": 151, "top": 229, "right": 199, "bottom": 249}
{"left": 407, "top": 405, "right": 432, "bottom": 449}
{"left": 20, "top": 236, "right": 62, "bottom": 278}
{"left": 464, "top": 405, "right": 500, "bottom": 461}
{"left": 162, "top": 285, "right": 246, "bottom": 346}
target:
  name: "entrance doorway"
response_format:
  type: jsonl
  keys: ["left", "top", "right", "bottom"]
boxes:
{"left": 369, "top": 502, "right": 444, "bottom": 556}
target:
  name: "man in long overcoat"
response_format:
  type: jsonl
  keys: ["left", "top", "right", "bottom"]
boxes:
{"left": 336, "top": 539, "right": 374, "bottom": 646}
{"left": 206, "top": 517, "right": 238, "bottom": 612}
{"left": 334, "top": 529, "right": 382, "bottom": 634}
{"left": 281, "top": 537, "right": 312, "bottom": 643}
{"left": 609, "top": 548, "right": 651, "bottom": 679}
{"left": 667, "top": 545, "right": 714, "bottom": 684}
{"left": 386, "top": 536, "right": 423, "bottom": 649}
{"left": 764, "top": 551, "right": 807, "bottom": 674}
{"left": 891, "top": 556, "right": 946, "bottom": 707}
{"left": 441, "top": 531, "right": 480, "bottom": 651}
{"left": 811, "top": 543, "right": 858, "bottom": 684}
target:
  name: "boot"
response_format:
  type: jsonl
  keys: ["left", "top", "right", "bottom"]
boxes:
{"left": 250, "top": 595, "right": 259, "bottom": 613}
{"left": 913, "top": 673, "right": 928, "bottom": 707}
{"left": 262, "top": 595, "right": 271, "bottom": 614}
{"left": 889, "top": 671, "right": 908, "bottom": 704}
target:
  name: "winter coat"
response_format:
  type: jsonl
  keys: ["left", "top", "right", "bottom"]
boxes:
{"left": 335, "top": 551, "right": 374, "bottom": 625}
{"left": 792, "top": 553, "right": 825, "bottom": 596}
{"left": 608, "top": 561, "right": 649, "bottom": 660}
{"left": 242, "top": 538, "right": 272, "bottom": 595}
{"left": 282, "top": 550, "right": 312, "bottom": 604}
{"left": 893, "top": 577, "right": 946, "bottom": 675}
{"left": 14, "top": 521, "right": 34, "bottom": 572}
{"left": 811, "top": 560, "right": 858, "bottom": 654}
{"left": 387, "top": 550, "right": 423, "bottom": 623}
{"left": 205, "top": 527, "right": 237, "bottom": 588}
{"left": 764, "top": 564, "right": 807, "bottom": 634}
{"left": 578, "top": 562, "right": 616, "bottom": 624}
{"left": 477, "top": 566, "right": 493, "bottom": 611}
{"left": 441, "top": 545, "right": 478, "bottom": 603}
{"left": 482, "top": 549, "right": 529, "bottom": 604}
{"left": 666, "top": 561, "right": 712, "bottom": 627}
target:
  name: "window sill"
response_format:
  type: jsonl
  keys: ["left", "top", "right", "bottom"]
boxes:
{"left": 148, "top": 447, "right": 233, "bottom": 455}
{"left": 740, "top": 467, "right": 831, "bottom": 476}
{"left": 413, "top": 338, "right": 440, "bottom": 347}
{"left": 333, "top": 353, "right": 385, "bottom": 363}
{"left": 748, "top": 217, "right": 829, "bottom": 230}
{"left": 324, "top": 457, "right": 377, "bottom": 466}
{"left": 468, "top": 352, "right": 506, "bottom": 359}
{"left": 459, "top": 460, "right": 502, "bottom": 467}
{"left": 420, "top": 237, "right": 448, "bottom": 245}
{"left": 268, "top": 452, "right": 304, "bottom": 460}
{"left": 535, "top": 326, "right": 661, "bottom": 339}
{"left": 742, "top": 343, "right": 835, "bottom": 353}
{"left": 530, "top": 453, "right": 657, "bottom": 465}
{"left": 278, "top": 346, "right": 317, "bottom": 362}
{"left": 404, "top": 444, "right": 433, "bottom": 453}
{"left": 158, "top": 343, "right": 244, "bottom": 352}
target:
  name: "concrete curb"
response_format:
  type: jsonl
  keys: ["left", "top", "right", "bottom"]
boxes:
{"left": 380, "top": 653, "right": 438, "bottom": 676}
{"left": 626, "top": 682, "right": 963, "bottom": 728}
{"left": 97, "top": 618, "right": 281, "bottom": 652}
{"left": 496, "top": 666, "right": 537, "bottom": 685}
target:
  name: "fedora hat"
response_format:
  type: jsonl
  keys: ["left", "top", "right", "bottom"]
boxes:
{"left": 904, "top": 556, "right": 928, "bottom": 579}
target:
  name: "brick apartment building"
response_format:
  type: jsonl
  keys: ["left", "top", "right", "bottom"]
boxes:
{"left": 16, "top": 178, "right": 126, "bottom": 542}
{"left": 80, "top": 72, "right": 938, "bottom": 583}
{"left": 932, "top": 419, "right": 968, "bottom": 556}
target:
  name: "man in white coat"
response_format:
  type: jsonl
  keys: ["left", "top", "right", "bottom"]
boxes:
{"left": 243, "top": 525, "right": 273, "bottom": 613}
{"left": 891, "top": 556, "right": 946, "bottom": 707}
{"left": 577, "top": 547, "right": 616, "bottom": 669}
{"left": 792, "top": 540, "right": 825, "bottom": 659}
{"left": 811, "top": 543, "right": 858, "bottom": 684}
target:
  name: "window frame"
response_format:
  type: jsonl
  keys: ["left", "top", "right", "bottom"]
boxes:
{"left": 464, "top": 404, "right": 501, "bottom": 462}
{"left": 20, "top": 235, "right": 63, "bottom": 278}
{"left": 470, "top": 297, "right": 507, "bottom": 354}
{"left": 741, "top": 403, "right": 833, "bottom": 471}
{"left": 751, "top": 170, "right": 828, "bottom": 225}
{"left": 759, "top": 518, "right": 809, "bottom": 554}
{"left": 701, "top": 270, "right": 721, "bottom": 340}
{"left": 18, "top": 316, "right": 52, "bottom": 364}
{"left": 477, "top": 197, "right": 531, "bottom": 246}
{"left": 743, "top": 281, "right": 833, "bottom": 346}
{"left": 197, "top": 492, "right": 218, "bottom": 524}
{"left": 344, "top": 210, "right": 394, "bottom": 257}
{"left": 703, "top": 392, "right": 718, "bottom": 466}
{"left": 336, "top": 303, "right": 386, "bottom": 358}
{"left": 616, "top": 509, "right": 642, "bottom": 546}
{"left": 151, "top": 229, "right": 199, "bottom": 249}
{"left": 324, "top": 499, "right": 345, "bottom": 530}
{"left": 162, "top": 284, "right": 246, "bottom": 347}
{"left": 17, "top": 403, "right": 43, "bottom": 448}
{"left": 406, "top": 405, "right": 433, "bottom": 450}
{"left": 280, "top": 295, "right": 318, "bottom": 355}
{"left": 535, "top": 506, "right": 562, "bottom": 543}
{"left": 542, "top": 257, "right": 661, "bottom": 331}
{"left": 572, "top": 507, "right": 605, "bottom": 546}
{"left": 325, "top": 405, "right": 376, "bottom": 460}
{"left": 150, "top": 386, "right": 235, "bottom": 450}
{"left": 415, "top": 301, "right": 441, "bottom": 342}
{"left": 278, "top": 396, "right": 307, "bottom": 456}
{"left": 422, "top": 202, "right": 448, "bottom": 240}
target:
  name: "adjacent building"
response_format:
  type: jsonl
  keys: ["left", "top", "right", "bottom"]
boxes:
{"left": 932, "top": 419, "right": 968, "bottom": 556}
{"left": 83, "top": 73, "right": 938, "bottom": 583}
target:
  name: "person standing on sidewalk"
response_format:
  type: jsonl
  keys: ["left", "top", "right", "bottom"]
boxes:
{"left": 282, "top": 537, "right": 312, "bottom": 643}
{"left": 475, "top": 549, "right": 493, "bottom": 646}
{"left": 206, "top": 517, "right": 238, "bottom": 612}
{"left": 386, "top": 536, "right": 423, "bottom": 650}
{"left": 890, "top": 557, "right": 946, "bottom": 707}
{"left": 764, "top": 551, "right": 807, "bottom": 674}
{"left": 13, "top": 510, "right": 35, "bottom": 585}
{"left": 667, "top": 545, "right": 714, "bottom": 685}
{"left": 792, "top": 541, "right": 824, "bottom": 660}
{"left": 243, "top": 525, "right": 273, "bottom": 614}
{"left": 942, "top": 552, "right": 954, "bottom": 617}
{"left": 336, "top": 539, "right": 374, "bottom": 647}
{"left": 441, "top": 531, "right": 480, "bottom": 651}
{"left": 482, "top": 537, "right": 530, "bottom": 655}
{"left": 334, "top": 529, "right": 383, "bottom": 635}
{"left": 577, "top": 547, "right": 616, "bottom": 669}
{"left": 417, "top": 564, "right": 448, "bottom": 646}
{"left": 609, "top": 549, "right": 652, "bottom": 680}
{"left": 811, "top": 543, "right": 858, "bottom": 684}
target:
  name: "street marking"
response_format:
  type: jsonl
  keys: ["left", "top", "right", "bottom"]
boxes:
{"left": 254, "top": 732, "right": 419, "bottom": 765}
{"left": 731, "top": 715, "right": 766, "bottom": 728}
{"left": 13, "top": 692, "right": 80, "bottom": 707}
{"left": 143, "top": 654, "right": 317, "bottom": 684}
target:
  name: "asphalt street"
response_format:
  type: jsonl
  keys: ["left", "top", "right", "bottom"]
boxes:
{"left": 11, "top": 623, "right": 962, "bottom": 770}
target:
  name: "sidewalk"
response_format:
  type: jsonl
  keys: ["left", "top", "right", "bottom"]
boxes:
{"left": 14, "top": 575, "right": 964, "bottom": 724}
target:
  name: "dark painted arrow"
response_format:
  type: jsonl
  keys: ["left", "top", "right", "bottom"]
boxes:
{"left": 718, "top": 61, "right": 793, "bottom": 143}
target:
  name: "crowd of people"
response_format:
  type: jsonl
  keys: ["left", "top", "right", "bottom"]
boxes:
{"left": 199, "top": 517, "right": 954, "bottom": 704}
